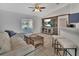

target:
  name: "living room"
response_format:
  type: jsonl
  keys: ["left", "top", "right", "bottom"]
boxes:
{"left": 0, "top": 3, "right": 79, "bottom": 56}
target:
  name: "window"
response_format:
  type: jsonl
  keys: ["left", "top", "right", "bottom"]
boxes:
{"left": 21, "top": 19, "right": 33, "bottom": 33}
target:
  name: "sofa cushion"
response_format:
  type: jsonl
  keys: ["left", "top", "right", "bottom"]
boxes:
{"left": 57, "top": 38, "right": 77, "bottom": 48}
{"left": 1, "top": 34, "right": 35, "bottom": 56}
{"left": 0, "top": 32, "right": 11, "bottom": 54}
{"left": 11, "top": 34, "right": 28, "bottom": 50}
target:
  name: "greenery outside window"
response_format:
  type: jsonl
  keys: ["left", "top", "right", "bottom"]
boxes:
{"left": 21, "top": 19, "right": 33, "bottom": 33}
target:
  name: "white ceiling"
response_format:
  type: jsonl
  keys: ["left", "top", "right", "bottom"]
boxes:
{"left": 0, "top": 3, "right": 68, "bottom": 17}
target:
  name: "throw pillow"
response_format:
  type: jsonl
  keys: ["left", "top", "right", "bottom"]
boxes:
{"left": 5, "top": 30, "right": 16, "bottom": 37}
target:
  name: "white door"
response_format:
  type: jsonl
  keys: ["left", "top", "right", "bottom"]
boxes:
{"left": 58, "top": 15, "right": 69, "bottom": 34}
{"left": 58, "top": 15, "right": 69, "bottom": 28}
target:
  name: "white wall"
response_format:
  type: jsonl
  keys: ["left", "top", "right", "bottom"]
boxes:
{"left": 45, "top": 4, "right": 70, "bottom": 17}
{"left": 76, "top": 23, "right": 79, "bottom": 29}
{"left": 69, "top": 4, "right": 79, "bottom": 14}
{"left": 33, "top": 16, "right": 42, "bottom": 33}
{"left": 0, "top": 10, "right": 42, "bottom": 33}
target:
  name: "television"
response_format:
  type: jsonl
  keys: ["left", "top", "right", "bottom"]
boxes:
{"left": 69, "top": 13, "right": 79, "bottom": 23}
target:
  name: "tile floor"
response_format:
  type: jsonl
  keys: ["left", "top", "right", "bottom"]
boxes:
{"left": 27, "top": 33, "right": 55, "bottom": 56}
{"left": 27, "top": 46, "right": 54, "bottom": 56}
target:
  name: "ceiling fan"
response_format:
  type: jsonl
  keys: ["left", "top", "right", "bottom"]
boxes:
{"left": 28, "top": 3, "right": 46, "bottom": 12}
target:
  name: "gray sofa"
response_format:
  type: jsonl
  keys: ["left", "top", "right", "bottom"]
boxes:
{"left": 0, "top": 32, "right": 35, "bottom": 56}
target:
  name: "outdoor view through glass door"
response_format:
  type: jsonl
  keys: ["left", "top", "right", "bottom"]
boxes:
{"left": 21, "top": 19, "right": 33, "bottom": 33}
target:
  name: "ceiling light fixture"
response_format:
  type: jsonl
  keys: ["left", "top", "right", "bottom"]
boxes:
{"left": 34, "top": 9, "right": 40, "bottom": 12}
{"left": 28, "top": 3, "right": 46, "bottom": 12}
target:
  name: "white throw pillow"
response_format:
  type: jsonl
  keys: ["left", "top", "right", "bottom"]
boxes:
{"left": 0, "top": 32, "right": 11, "bottom": 54}
{"left": 11, "top": 34, "right": 28, "bottom": 50}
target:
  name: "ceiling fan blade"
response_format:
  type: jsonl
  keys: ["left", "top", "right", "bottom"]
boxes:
{"left": 28, "top": 4, "right": 46, "bottom": 12}
{"left": 40, "top": 7, "right": 46, "bottom": 9}
{"left": 39, "top": 9, "right": 42, "bottom": 12}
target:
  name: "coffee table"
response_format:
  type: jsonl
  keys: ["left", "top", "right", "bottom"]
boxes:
{"left": 30, "top": 35, "right": 44, "bottom": 48}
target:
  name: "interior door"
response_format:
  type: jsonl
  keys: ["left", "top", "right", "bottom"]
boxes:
{"left": 58, "top": 15, "right": 69, "bottom": 28}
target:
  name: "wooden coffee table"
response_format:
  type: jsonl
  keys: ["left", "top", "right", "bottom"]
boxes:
{"left": 30, "top": 35, "right": 44, "bottom": 48}
{"left": 24, "top": 35, "right": 31, "bottom": 44}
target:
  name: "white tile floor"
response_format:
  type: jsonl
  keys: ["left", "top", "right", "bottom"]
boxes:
{"left": 27, "top": 46, "right": 54, "bottom": 56}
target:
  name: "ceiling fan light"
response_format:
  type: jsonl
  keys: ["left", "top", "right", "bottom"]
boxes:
{"left": 34, "top": 9, "right": 40, "bottom": 12}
